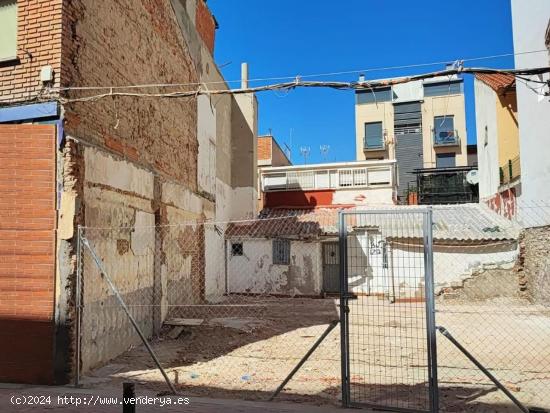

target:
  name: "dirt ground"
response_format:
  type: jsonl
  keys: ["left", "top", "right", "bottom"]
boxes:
{"left": 83, "top": 296, "right": 550, "bottom": 412}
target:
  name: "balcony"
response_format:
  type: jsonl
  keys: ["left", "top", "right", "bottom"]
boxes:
{"left": 499, "top": 156, "right": 521, "bottom": 185}
{"left": 261, "top": 161, "right": 395, "bottom": 192}
{"left": 433, "top": 130, "right": 460, "bottom": 147}
{"left": 363, "top": 137, "right": 386, "bottom": 151}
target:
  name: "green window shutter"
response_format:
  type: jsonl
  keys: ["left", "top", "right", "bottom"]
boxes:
{"left": 0, "top": 0, "right": 17, "bottom": 60}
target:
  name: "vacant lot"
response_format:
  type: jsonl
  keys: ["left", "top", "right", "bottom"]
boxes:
{"left": 84, "top": 296, "right": 550, "bottom": 412}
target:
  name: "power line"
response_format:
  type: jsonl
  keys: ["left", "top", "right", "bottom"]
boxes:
{"left": 48, "top": 66, "right": 550, "bottom": 104}
{"left": 47, "top": 49, "right": 548, "bottom": 93}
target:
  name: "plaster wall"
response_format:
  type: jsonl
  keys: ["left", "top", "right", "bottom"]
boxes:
{"left": 226, "top": 239, "right": 322, "bottom": 296}
{"left": 511, "top": 0, "right": 550, "bottom": 219}
{"left": 474, "top": 79, "right": 500, "bottom": 199}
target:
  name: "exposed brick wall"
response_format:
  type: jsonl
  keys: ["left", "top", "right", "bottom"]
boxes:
{"left": 258, "top": 136, "right": 272, "bottom": 162}
{"left": 61, "top": 0, "right": 200, "bottom": 187}
{"left": 0, "top": 0, "right": 62, "bottom": 104}
{"left": 0, "top": 124, "right": 56, "bottom": 384}
{"left": 195, "top": 0, "right": 216, "bottom": 54}
{"left": 518, "top": 226, "right": 550, "bottom": 305}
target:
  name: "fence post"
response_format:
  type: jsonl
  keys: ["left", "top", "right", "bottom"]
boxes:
{"left": 74, "top": 225, "right": 82, "bottom": 388}
{"left": 338, "top": 211, "right": 350, "bottom": 407}
{"left": 423, "top": 207, "right": 439, "bottom": 412}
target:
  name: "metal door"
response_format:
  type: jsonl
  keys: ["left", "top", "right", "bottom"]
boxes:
{"left": 339, "top": 209, "right": 438, "bottom": 413}
{"left": 322, "top": 242, "right": 340, "bottom": 293}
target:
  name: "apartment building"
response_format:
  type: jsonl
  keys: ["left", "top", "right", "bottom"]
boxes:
{"left": 355, "top": 73, "right": 468, "bottom": 200}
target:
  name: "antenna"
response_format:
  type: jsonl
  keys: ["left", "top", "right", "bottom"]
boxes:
{"left": 284, "top": 128, "right": 293, "bottom": 163}
{"left": 299, "top": 146, "right": 311, "bottom": 165}
{"left": 320, "top": 145, "right": 330, "bottom": 161}
{"left": 284, "top": 143, "right": 291, "bottom": 162}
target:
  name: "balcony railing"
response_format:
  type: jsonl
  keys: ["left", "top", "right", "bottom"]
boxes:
{"left": 262, "top": 164, "right": 393, "bottom": 192}
{"left": 433, "top": 130, "right": 460, "bottom": 147}
{"left": 363, "top": 137, "right": 385, "bottom": 151}
{"left": 499, "top": 156, "right": 521, "bottom": 185}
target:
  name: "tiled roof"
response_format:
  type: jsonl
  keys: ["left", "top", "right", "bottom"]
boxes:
{"left": 475, "top": 73, "right": 516, "bottom": 93}
{"left": 238, "top": 204, "right": 521, "bottom": 242}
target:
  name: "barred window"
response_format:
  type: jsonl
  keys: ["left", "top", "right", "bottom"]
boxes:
{"left": 231, "top": 242, "right": 243, "bottom": 256}
{"left": 272, "top": 239, "right": 290, "bottom": 265}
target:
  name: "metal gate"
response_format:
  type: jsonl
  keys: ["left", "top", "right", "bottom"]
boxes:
{"left": 339, "top": 209, "right": 438, "bottom": 413}
{"left": 322, "top": 242, "right": 340, "bottom": 293}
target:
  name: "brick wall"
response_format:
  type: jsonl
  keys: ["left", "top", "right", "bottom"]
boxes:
{"left": 258, "top": 136, "right": 272, "bottom": 162}
{"left": 61, "top": 0, "right": 200, "bottom": 187}
{"left": 0, "top": 124, "right": 56, "bottom": 384}
{"left": 195, "top": 0, "right": 216, "bottom": 54}
{"left": 0, "top": 0, "right": 62, "bottom": 104}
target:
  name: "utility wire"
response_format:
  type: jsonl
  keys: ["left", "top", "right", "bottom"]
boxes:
{"left": 47, "top": 49, "right": 548, "bottom": 92}
{"left": 49, "top": 66, "right": 550, "bottom": 104}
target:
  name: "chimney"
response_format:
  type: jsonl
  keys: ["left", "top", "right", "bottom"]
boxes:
{"left": 241, "top": 62, "right": 249, "bottom": 89}
{"left": 358, "top": 73, "right": 365, "bottom": 83}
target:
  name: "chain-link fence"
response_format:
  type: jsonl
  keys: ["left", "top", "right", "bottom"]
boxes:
{"left": 76, "top": 202, "right": 550, "bottom": 412}
{"left": 434, "top": 201, "right": 550, "bottom": 412}
{"left": 77, "top": 215, "right": 343, "bottom": 403}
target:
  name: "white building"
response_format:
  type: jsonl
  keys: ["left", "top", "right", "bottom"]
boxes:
{"left": 260, "top": 159, "right": 397, "bottom": 209}
{"left": 224, "top": 204, "right": 520, "bottom": 297}
{"left": 510, "top": 0, "right": 550, "bottom": 225}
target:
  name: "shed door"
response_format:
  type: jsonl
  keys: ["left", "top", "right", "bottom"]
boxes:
{"left": 322, "top": 242, "right": 340, "bottom": 293}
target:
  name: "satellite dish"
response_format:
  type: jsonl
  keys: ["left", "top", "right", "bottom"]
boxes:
{"left": 466, "top": 169, "right": 479, "bottom": 185}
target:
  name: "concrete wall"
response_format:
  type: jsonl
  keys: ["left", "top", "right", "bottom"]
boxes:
{"left": 271, "top": 138, "right": 291, "bottom": 167}
{"left": 475, "top": 79, "right": 500, "bottom": 199}
{"left": 511, "top": 0, "right": 550, "bottom": 216}
{"left": 226, "top": 239, "right": 322, "bottom": 296}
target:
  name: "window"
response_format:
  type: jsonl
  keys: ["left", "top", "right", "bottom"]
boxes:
{"left": 231, "top": 242, "right": 243, "bottom": 256}
{"left": 0, "top": 0, "right": 17, "bottom": 61}
{"left": 272, "top": 239, "right": 290, "bottom": 265}
{"left": 356, "top": 87, "right": 392, "bottom": 104}
{"left": 484, "top": 126, "right": 488, "bottom": 147}
{"left": 434, "top": 116, "right": 457, "bottom": 145}
{"left": 364, "top": 122, "right": 384, "bottom": 149}
{"left": 436, "top": 153, "right": 456, "bottom": 168}
{"left": 423, "top": 81, "right": 462, "bottom": 97}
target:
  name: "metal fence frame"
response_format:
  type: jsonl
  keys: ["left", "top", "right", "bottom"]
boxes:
{"left": 72, "top": 207, "right": 550, "bottom": 412}
{"left": 338, "top": 208, "right": 439, "bottom": 413}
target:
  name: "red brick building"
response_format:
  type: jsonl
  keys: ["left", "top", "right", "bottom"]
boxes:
{"left": 0, "top": 0, "right": 257, "bottom": 385}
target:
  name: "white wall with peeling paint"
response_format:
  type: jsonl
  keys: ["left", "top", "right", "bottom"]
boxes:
{"left": 226, "top": 239, "right": 322, "bottom": 296}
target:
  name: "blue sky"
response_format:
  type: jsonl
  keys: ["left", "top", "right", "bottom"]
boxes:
{"left": 208, "top": 0, "right": 515, "bottom": 164}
